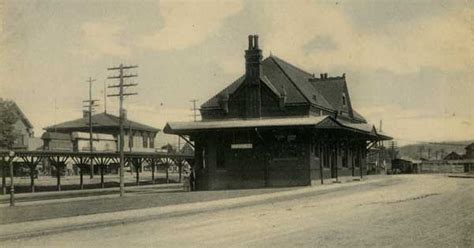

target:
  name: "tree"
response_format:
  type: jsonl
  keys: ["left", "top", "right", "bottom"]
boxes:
{"left": 0, "top": 98, "right": 19, "bottom": 149}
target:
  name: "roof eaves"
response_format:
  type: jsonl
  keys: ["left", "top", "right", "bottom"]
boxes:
{"left": 260, "top": 75, "right": 282, "bottom": 97}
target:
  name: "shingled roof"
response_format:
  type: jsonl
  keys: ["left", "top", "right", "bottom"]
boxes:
{"left": 44, "top": 112, "right": 160, "bottom": 133}
{"left": 201, "top": 55, "right": 366, "bottom": 123}
{"left": 202, "top": 56, "right": 332, "bottom": 111}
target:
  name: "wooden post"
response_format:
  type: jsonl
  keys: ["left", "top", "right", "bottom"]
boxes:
{"left": 359, "top": 147, "right": 363, "bottom": 179}
{"left": 264, "top": 155, "right": 269, "bottom": 187}
{"left": 151, "top": 161, "right": 155, "bottom": 184}
{"left": 319, "top": 144, "right": 324, "bottom": 185}
{"left": 351, "top": 145, "right": 355, "bottom": 177}
{"left": 30, "top": 165, "right": 35, "bottom": 193}
{"left": 56, "top": 163, "right": 61, "bottom": 191}
{"left": 335, "top": 142, "right": 339, "bottom": 182}
{"left": 90, "top": 158, "right": 94, "bottom": 179}
{"left": 80, "top": 166, "right": 84, "bottom": 190}
{"left": 9, "top": 155, "right": 15, "bottom": 206}
{"left": 178, "top": 162, "right": 182, "bottom": 183}
{"left": 166, "top": 165, "right": 169, "bottom": 184}
{"left": 2, "top": 158, "right": 6, "bottom": 195}
{"left": 135, "top": 160, "right": 140, "bottom": 186}
{"left": 100, "top": 166, "right": 105, "bottom": 188}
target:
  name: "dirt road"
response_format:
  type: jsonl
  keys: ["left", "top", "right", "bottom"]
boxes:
{"left": 3, "top": 175, "right": 473, "bottom": 247}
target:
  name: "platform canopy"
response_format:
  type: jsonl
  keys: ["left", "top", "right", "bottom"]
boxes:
{"left": 164, "top": 115, "right": 392, "bottom": 141}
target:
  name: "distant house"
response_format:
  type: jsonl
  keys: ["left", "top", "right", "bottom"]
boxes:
{"left": 391, "top": 158, "right": 416, "bottom": 174}
{"left": 444, "top": 151, "right": 463, "bottom": 161}
{"left": 10, "top": 102, "right": 42, "bottom": 151}
{"left": 465, "top": 143, "right": 474, "bottom": 159}
{"left": 43, "top": 111, "right": 160, "bottom": 152}
{"left": 180, "top": 143, "right": 194, "bottom": 156}
{"left": 165, "top": 35, "right": 391, "bottom": 190}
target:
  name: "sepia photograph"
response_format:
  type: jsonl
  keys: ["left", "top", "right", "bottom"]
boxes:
{"left": 0, "top": 0, "right": 473, "bottom": 247}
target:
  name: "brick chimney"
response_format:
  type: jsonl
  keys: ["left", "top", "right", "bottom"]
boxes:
{"left": 245, "top": 35, "right": 263, "bottom": 83}
{"left": 244, "top": 35, "right": 262, "bottom": 118}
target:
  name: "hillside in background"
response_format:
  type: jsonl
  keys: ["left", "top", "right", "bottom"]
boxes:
{"left": 397, "top": 140, "right": 474, "bottom": 160}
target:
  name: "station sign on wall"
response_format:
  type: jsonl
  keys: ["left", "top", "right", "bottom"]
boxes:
{"left": 231, "top": 143, "right": 253, "bottom": 149}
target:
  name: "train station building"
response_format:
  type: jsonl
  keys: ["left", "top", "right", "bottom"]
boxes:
{"left": 44, "top": 112, "right": 160, "bottom": 152}
{"left": 164, "top": 35, "right": 391, "bottom": 190}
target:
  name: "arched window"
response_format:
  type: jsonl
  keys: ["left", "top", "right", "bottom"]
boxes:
{"left": 342, "top": 93, "right": 347, "bottom": 106}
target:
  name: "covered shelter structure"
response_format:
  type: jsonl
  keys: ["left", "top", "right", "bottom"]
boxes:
{"left": 164, "top": 35, "right": 391, "bottom": 190}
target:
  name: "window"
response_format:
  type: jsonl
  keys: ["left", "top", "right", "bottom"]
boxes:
{"left": 354, "top": 148, "right": 360, "bottom": 168}
{"left": 330, "top": 145, "right": 337, "bottom": 169}
{"left": 342, "top": 93, "right": 347, "bottom": 106}
{"left": 342, "top": 146, "right": 348, "bottom": 168}
{"left": 322, "top": 145, "right": 330, "bottom": 168}
{"left": 16, "top": 135, "right": 25, "bottom": 145}
{"left": 313, "top": 142, "right": 320, "bottom": 158}
{"left": 216, "top": 146, "right": 226, "bottom": 169}
{"left": 150, "top": 136, "right": 155, "bottom": 149}
{"left": 143, "top": 134, "right": 148, "bottom": 148}
{"left": 202, "top": 147, "right": 207, "bottom": 169}
{"left": 273, "top": 131, "right": 299, "bottom": 159}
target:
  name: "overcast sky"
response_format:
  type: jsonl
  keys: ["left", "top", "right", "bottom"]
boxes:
{"left": 1, "top": 0, "right": 473, "bottom": 146}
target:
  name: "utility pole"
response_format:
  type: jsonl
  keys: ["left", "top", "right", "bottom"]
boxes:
{"left": 103, "top": 79, "right": 107, "bottom": 113}
{"left": 107, "top": 64, "right": 138, "bottom": 197}
{"left": 83, "top": 77, "right": 99, "bottom": 179}
{"left": 390, "top": 141, "right": 396, "bottom": 160}
{"left": 190, "top": 99, "right": 199, "bottom": 121}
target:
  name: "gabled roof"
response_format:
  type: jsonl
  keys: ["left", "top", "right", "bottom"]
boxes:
{"left": 201, "top": 56, "right": 333, "bottom": 111}
{"left": 270, "top": 56, "right": 333, "bottom": 110}
{"left": 11, "top": 102, "right": 33, "bottom": 129}
{"left": 310, "top": 76, "right": 351, "bottom": 113}
{"left": 444, "top": 151, "right": 463, "bottom": 160}
{"left": 466, "top": 143, "right": 474, "bottom": 150}
{"left": 45, "top": 112, "right": 160, "bottom": 133}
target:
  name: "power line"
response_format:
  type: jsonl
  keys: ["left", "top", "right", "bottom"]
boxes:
{"left": 107, "top": 64, "right": 138, "bottom": 197}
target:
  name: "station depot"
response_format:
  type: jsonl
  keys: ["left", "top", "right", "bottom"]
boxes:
{"left": 164, "top": 35, "right": 391, "bottom": 191}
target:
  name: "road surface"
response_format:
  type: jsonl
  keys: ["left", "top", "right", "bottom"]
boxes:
{"left": 2, "top": 175, "right": 473, "bottom": 247}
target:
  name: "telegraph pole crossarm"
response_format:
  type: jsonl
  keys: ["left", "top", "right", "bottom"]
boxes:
{"left": 108, "top": 83, "right": 138, "bottom": 88}
{"left": 107, "top": 65, "right": 138, "bottom": 70}
{"left": 107, "top": 74, "right": 138, "bottom": 79}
